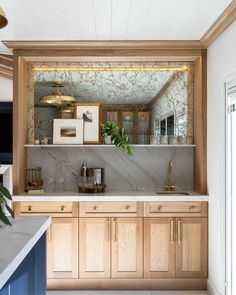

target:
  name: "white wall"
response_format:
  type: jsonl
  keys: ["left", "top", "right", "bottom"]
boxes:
{"left": 207, "top": 20, "right": 236, "bottom": 295}
{"left": 0, "top": 76, "right": 13, "bottom": 101}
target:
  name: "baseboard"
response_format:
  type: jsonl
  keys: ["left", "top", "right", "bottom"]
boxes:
{"left": 207, "top": 279, "right": 222, "bottom": 295}
{"left": 48, "top": 278, "right": 207, "bottom": 290}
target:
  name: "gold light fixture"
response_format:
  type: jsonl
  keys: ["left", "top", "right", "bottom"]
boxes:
{"left": 0, "top": 7, "right": 8, "bottom": 29}
{"left": 40, "top": 81, "right": 76, "bottom": 106}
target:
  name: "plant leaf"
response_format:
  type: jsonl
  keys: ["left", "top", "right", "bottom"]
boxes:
{"left": 0, "top": 185, "right": 12, "bottom": 200}
{"left": 0, "top": 206, "right": 12, "bottom": 226}
{"left": 5, "top": 204, "right": 14, "bottom": 218}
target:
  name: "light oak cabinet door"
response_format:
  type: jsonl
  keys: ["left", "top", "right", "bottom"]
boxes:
{"left": 47, "top": 218, "right": 79, "bottom": 279}
{"left": 111, "top": 218, "right": 143, "bottom": 278}
{"left": 144, "top": 218, "right": 175, "bottom": 278}
{"left": 79, "top": 218, "right": 111, "bottom": 278}
{"left": 176, "top": 218, "right": 208, "bottom": 278}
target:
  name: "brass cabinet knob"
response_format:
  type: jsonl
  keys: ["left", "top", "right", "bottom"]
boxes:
{"left": 28, "top": 206, "right": 32, "bottom": 211}
{"left": 93, "top": 206, "right": 97, "bottom": 210}
{"left": 189, "top": 206, "right": 195, "bottom": 211}
{"left": 125, "top": 205, "right": 130, "bottom": 210}
{"left": 61, "top": 205, "right": 65, "bottom": 211}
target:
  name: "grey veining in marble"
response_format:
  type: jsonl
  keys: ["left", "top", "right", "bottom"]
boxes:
{"left": 0, "top": 216, "right": 51, "bottom": 289}
{"left": 27, "top": 146, "right": 194, "bottom": 193}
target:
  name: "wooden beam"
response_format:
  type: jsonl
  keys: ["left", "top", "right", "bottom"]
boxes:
{"left": 3, "top": 40, "right": 204, "bottom": 51}
{"left": 193, "top": 50, "right": 207, "bottom": 194}
{"left": 148, "top": 72, "right": 179, "bottom": 107}
{"left": 201, "top": 1, "right": 236, "bottom": 47}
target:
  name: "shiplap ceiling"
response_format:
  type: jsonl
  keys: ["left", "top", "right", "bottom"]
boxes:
{"left": 0, "top": 0, "right": 232, "bottom": 54}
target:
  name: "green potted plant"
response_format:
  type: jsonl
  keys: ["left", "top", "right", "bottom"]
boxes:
{"left": 0, "top": 184, "right": 14, "bottom": 226}
{"left": 101, "top": 121, "right": 133, "bottom": 156}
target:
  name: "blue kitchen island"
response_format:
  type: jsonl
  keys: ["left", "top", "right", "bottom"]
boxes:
{"left": 0, "top": 216, "right": 51, "bottom": 295}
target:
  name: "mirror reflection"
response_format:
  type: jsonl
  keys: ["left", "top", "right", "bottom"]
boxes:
{"left": 33, "top": 62, "right": 193, "bottom": 144}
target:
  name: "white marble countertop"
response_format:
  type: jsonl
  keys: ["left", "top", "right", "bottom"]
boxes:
{"left": 0, "top": 216, "right": 51, "bottom": 289}
{"left": 13, "top": 191, "right": 208, "bottom": 202}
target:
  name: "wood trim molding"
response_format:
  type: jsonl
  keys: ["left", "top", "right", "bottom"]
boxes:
{"left": 200, "top": 1, "right": 236, "bottom": 47}
{"left": 3, "top": 40, "right": 204, "bottom": 51}
{"left": 47, "top": 278, "right": 207, "bottom": 290}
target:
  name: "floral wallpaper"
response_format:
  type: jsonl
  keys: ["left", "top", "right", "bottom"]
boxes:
{"left": 26, "top": 61, "right": 193, "bottom": 143}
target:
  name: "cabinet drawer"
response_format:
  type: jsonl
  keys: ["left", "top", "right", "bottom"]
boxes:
{"left": 16, "top": 202, "right": 78, "bottom": 217}
{"left": 79, "top": 202, "right": 143, "bottom": 217}
{"left": 144, "top": 202, "right": 207, "bottom": 217}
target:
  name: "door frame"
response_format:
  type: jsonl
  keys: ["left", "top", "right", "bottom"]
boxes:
{"left": 224, "top": 71, "right": 236, "bottom": 295}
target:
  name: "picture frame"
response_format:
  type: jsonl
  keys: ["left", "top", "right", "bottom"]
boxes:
{"left": 53, "top": 119, "right": 84, "bottom": 144}
{"left": 73, "top": 103, "right": 102, "bottom": 144}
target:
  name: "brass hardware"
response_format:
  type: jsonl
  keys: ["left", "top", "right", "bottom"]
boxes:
{"left": 163, "top": 183, "right": 176, "bottom": 191}
{"left": 47, "top": 225, "right": 51, "bottom": 243}
{"left": 170, "top": 219, "right": 175, "bottom": 243}
{"left": 125, "top": 205, "right": 130, "bottom": 210}
{"left": 28, "top": 206, "right": 32, "bottom": 211}
{"left": 177, "top": 219, "right": 181, "bottom": 243}
{"left": 61, "top": 205, "right": 65, "bottom": 211}
{"left": 113, "top": 218, "right": 117, "bottom": 242}
{"left": 157, "top": 206, "right": 162, "bottom": 211}
{"left": 189, "top": 206, "right": 194, "bottom": 211}
{"left": 106, "top": 218, "right": 110, "bottom": 241}
{"left": 93, "top": 206, "right": 97, "bottom": 210}
{"left": 40, "top": 81, "right": 76, "bottom": 106}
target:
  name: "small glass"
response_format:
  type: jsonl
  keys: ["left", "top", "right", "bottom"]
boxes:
{"left": 43, "top": 177, "right": 55, "bottom": 193}
{"left": 168, "top": 135, "right": 178, "bottom": 145}
{"left": 55, "top": 177, "right": 65, "bottom": 192}
{"left": 160, "top": 135, "right": 168, "bottom": 145}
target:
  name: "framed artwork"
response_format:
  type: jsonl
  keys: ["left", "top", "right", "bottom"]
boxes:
{"left": 53, "top": 119, "right": 83, "bottom": 144}
{"left": 73, "top": 103, "right": 102, "bottom": 143}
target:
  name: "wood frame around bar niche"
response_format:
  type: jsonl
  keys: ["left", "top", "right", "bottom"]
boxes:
{"left": 10, "top": 42, "right": 207, "bottom": 195}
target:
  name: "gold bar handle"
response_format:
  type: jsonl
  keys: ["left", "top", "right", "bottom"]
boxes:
{"left": 113, "top": 218, "right": 117, "bottom": 242}
{"left": 177, "top": 219, "right": 181, "bottom": 243}
{"left": 106, "top": 218, "right": 110, "bottom": 242}
{"left": 170, "top": 219, "right": 175, "bottom": 243}
{"left": 47, "top": 225, "right": 51, "bottom": 243}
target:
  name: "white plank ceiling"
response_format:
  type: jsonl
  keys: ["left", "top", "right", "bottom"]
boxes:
{"left": 0, "top": 0, "right": 232, "bottom": 53}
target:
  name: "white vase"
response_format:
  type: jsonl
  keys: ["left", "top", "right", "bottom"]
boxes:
{"left": 104, "top": 136, "right": 111, "bottom": 144}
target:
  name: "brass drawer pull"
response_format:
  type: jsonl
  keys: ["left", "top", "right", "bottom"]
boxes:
{"left": 170, "top": 219, "right": 175, "bottom": 243}
{"left": 177, "top": 219, "right": 181, "bottom": 243}
{"left": 113, "top": 218, "right": 117, "bottom": 242}
{"left": 28, "top": 206, "right": 32, "bottom": 212}
{"left": 106, "top": 218, "right": 110, "bottom": 241}
{"left": 125, "top": 205, "right": 130, "bottom": 210}
{"left": 93, "top": 206, "right": 97, "bottom": 210}
{"left": 61, "top": 205, "right": 65, "bottom": 211}
{"left": 47, "top": 225, "right": 52, "bottom": 243}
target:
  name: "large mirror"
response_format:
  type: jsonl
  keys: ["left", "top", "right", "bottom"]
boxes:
{"left": 32, "top": 61, "right": 193, "bottom": 144}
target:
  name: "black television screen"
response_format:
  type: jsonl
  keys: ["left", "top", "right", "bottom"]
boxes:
{"left": 0, "top": 113, "right": 12, "bottom": 152}
{"left": 0, "top": 102, "right": 12, "bottom": 164}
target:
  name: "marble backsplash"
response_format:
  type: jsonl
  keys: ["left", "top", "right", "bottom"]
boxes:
{"left": 27, "top": 147, "right": 194, "bottom": 192}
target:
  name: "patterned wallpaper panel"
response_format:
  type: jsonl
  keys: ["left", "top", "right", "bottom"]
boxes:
{"left": 27, "top": 61, "right": 193, "bottom": 143}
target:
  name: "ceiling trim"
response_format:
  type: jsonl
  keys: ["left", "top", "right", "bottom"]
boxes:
{"left": 3, "top": 40, "right": 204, "bottom": 50}
{"left": 200, "top": 1, "right": 236, "bottom": 47}
{"left": 3, "top": 2, "right": 235, "bottom": 52}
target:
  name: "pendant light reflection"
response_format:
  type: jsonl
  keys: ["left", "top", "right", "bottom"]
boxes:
{"left": 0, "top": 7, "right": 8, "bottom": 29}
{"left": 40, "top": 81, "right": 76, "bottom": 107}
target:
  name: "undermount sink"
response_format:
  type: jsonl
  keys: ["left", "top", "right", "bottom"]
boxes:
{"left": 156, "top": 191, "right": 190, "bottom": 196}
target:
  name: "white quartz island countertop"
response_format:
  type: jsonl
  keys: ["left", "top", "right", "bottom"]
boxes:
{"left": 13, "top": 191, "right": 208, "bottom": 202}
{"left": 0, "top": 216, "right": 51, "bottom": 289}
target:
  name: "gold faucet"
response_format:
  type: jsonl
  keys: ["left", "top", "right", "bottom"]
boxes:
{"left": 163, "top": 161, "right": 176, "bottom": 191}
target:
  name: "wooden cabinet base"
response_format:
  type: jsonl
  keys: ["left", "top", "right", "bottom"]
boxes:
{"left": 47, "top": 278, "right": 207, "bottom": 290}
